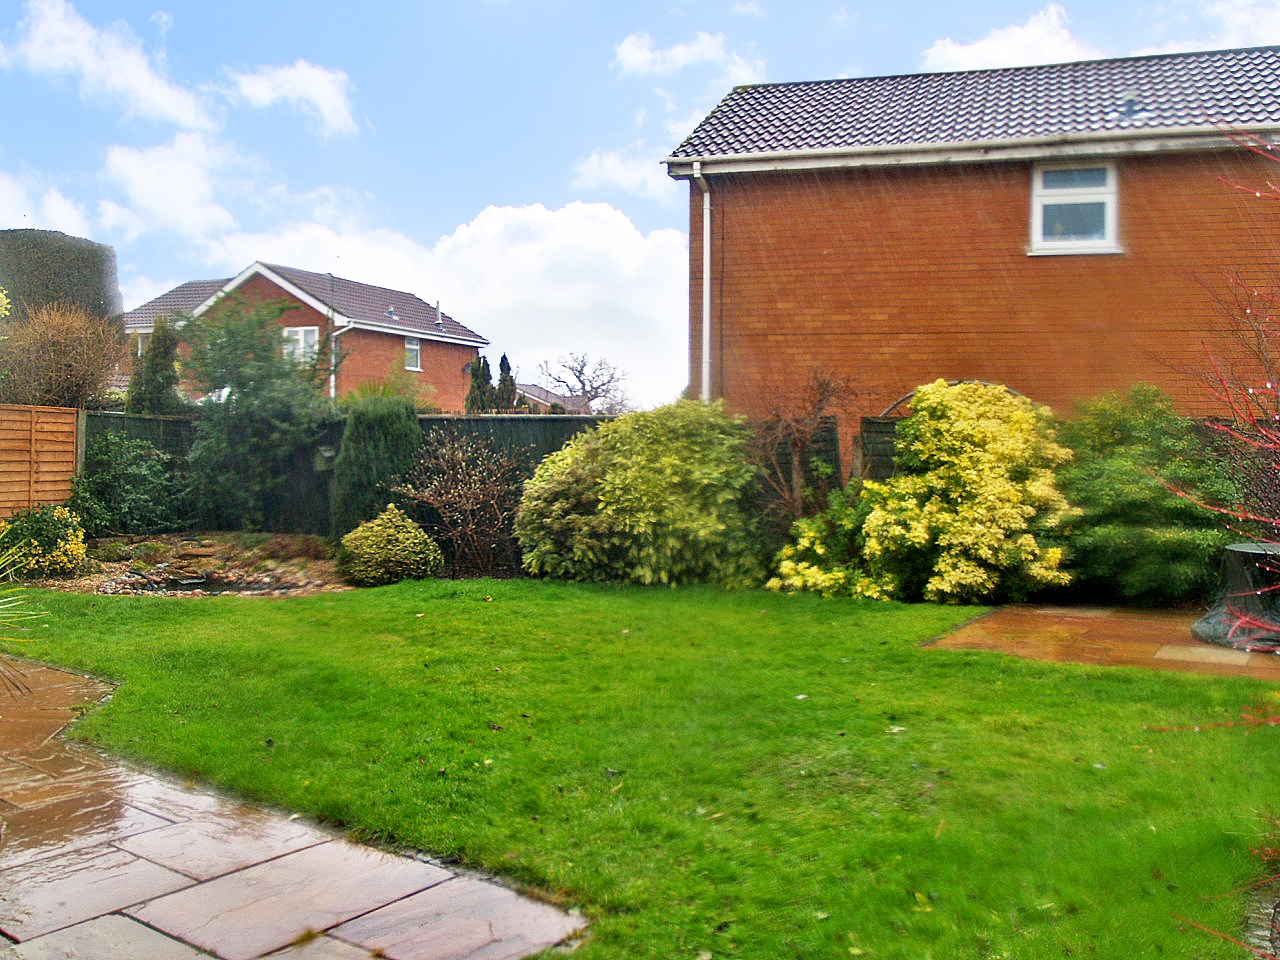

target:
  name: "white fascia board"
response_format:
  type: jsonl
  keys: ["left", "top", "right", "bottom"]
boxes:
{"left": 664, "top": 123, "right": 1280, "bottom": 178}
{"left": 343, "top": 318, "right": 489, "bottom": 348}
{"left": 191, "top": 262, "right": 355, "bottom": 325}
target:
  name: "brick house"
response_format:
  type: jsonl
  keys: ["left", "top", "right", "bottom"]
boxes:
{"left": 122, "top": 262, "right": 488, "bottom": 411}
{"left": 664, "top": 45, "right": 1280, "bottom": 474}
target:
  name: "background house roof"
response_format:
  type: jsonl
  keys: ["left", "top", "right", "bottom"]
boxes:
{"left": 122, "top": 264, "right": 487, "bottom": 347}
{"left": 516, "top": 382, "right": 591, "bottom": 413}
{"left": 670, "top": 45, "right": 1280, "bottom": 160}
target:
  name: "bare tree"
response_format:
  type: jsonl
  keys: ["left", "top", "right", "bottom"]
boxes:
{"left": 538, "top": 353, "right": 630, "bottom": 414}
{"left": 0, "top": 302, "right": 126, "bottom": 407}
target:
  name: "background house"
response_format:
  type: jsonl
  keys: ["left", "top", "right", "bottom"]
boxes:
{"left": 665, "top": 45, "right": 1280, "bottom": 474}
{"left": 515, "top": 383, "right": 592, "bottom": 414}
{"left": 123, "top": 262, "right": 488, "bottom": 411}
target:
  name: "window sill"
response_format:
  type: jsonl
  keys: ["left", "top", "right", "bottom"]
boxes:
{"left": 1027, "top": 244, "right": 1124, "bottom": 257}
{"left": 405, "top": 366, "right": 422, "bottom": 373}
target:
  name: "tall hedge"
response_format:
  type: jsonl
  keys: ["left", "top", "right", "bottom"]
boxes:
{"left": 0, "top": 229, "right": 122, "bottom": 319}
{"left": 331, "top": 393, "right": 423, "bottom": 536}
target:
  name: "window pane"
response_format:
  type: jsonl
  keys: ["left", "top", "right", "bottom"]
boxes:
{"left": 1042, "top": 167, "right": 1107, "bottom": 189}
{"left": 1041, "top": 201, "right": 1106, "bottom": 241}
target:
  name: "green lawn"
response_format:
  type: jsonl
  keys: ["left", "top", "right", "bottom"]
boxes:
{"left": 7, "top": 580, "right": 1280, "bottom": 958}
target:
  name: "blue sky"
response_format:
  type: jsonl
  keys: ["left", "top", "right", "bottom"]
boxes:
{"left": 1, "top": 0, "right": 1278, "bottom": 406}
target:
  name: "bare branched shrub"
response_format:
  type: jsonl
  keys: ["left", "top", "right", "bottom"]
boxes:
{"left": 0, "top": 302, "right": 126, "bottom": 407}
{"left": 392, "top": 430, "right": 526, "bottom": 576}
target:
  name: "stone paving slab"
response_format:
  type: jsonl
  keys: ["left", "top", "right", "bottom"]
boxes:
{"left": 0, "top": 655, "right": 587, "bottom": 959}
{"left": 933, "top": 606, "right": 1280, "bottom": 681}
{"left": 6, "top": 914, "right": 210, "bottom": 960}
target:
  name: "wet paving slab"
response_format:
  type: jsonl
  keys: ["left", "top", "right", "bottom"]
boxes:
{"left": 932, "top": 606, "right": 1280, "bottom": 681}
{"left": 0, "top": 655, "right": 587, "bottom": 959}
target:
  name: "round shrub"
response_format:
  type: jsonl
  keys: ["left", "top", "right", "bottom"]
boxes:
{"left": 516, "top": 400, "right": 763, "bottom": 586}
{"left": 0, "top": 504, "right": 87, "bottom": 577}
{"left": 337, "top": 503, "right": 443, "bottom": 587}
{"left": 67, "top": 431, "right": 189, "bottom": 537}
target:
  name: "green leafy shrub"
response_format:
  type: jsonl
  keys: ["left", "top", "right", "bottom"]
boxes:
{"left": 516, "top": 400, "right": 763, "bottom": 586}
{"left": 0, "top": 504, "right": 87, "bottom": 577}
{"left": 331, "top": 393, "right": 422, "bottom": 536}
{"left": 1054, "top": 384, "right": 1239, "bottom": 604}
{"left": 766, "top": 483, "right": 871, "bottom": 598}
{"left": 337, "top": 504, "right": 443, "bottom": 587}
{"left": 68, "top": 432, "right": 189, "bottom": 537}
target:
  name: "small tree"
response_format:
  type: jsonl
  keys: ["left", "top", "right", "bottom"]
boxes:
{"left": 125, "top": 316, "right": 184, "bottom": 414}
{"left": 182, "top": 297, "right": 337, "bottom": 530}
{"left": 331, "top": 393, "right": 422, "bottom": 536}
{"left": 495, "top": 354, "right": 518, "bottom": 412}
{"left": 0, "top": 302, "right": 126, "bottom": 407}
{"left": 465, "top": 355, "right": 496, "bottom": 413}
{"left": 539, "top": 353, "right": 629, "bottom": 414}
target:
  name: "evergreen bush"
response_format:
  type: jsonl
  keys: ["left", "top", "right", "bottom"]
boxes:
{"left": 67, "top": 432, "right": 189, "bottom": 536}
{"left": 126, "top": 316, "right": 186, "bottom": 414}
{"left": 331, "top": 393, "right": 422, "bottom": 536}
{"left": 516, "top": 400, "right": 763, "bottom": 586}
{"left": 1054, "top": 384, "right": 1239, "bottom": 604}
{"left": 337, "top": 504, "right": 443, "bottom": 586}
{"left": 0, "top": 504, "right": 87, "bottom": 577}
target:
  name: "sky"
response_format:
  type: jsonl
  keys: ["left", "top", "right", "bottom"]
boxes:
{"left": 2, "top": 0, "right": 1279, "bottom": 407}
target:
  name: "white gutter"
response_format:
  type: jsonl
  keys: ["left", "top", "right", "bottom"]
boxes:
{"left": 665, "top": 123, "right": 1280, "bottom": 178}
{"left": 693, "top": 161, "right": 712, "bottom": 402}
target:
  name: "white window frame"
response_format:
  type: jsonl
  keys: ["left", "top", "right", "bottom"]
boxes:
{"left": 282, "top": 326, "right": 320, "bottom": 362}
{"left": 134, "top": 331, "right": 151, "bottom": 358}
{"left": 1029, "top": 161, "right": 1121, "bottom": 256}
{"left": 404, "top": 336, "right": 421, "bottom": 372}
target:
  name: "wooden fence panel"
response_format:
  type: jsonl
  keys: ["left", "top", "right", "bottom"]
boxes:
{"left": 0, "top": 404, "right": 78, "bottom": 517}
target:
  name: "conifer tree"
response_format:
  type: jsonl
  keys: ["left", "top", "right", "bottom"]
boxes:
{"left": 465, "top": 355, "right": 495, "bottom": 413}
{"left": 126, "top": 316, "right": 184, "bottom": 414}
{"left": 495, "top": 354, "right": 518, "bottom": 412}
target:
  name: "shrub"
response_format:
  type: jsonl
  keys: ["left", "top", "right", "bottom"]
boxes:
{"left": 68, "top": 432, "right": 189, "bottom": 537}
{"left": 766, "top": 483, "right": 872, "bottom": 598}
{"left": 516, "top": 400, "right": 763, "bottom": 586}
{"left": 126, "top": 316, "right": 186, "bottom": 415}
{"left": 331, "top": 393, "right": 422, "bottom": 536}
{"left": 393, "top": 430, "right": 525, "bottom": 576}
{"left": 0, "top": 301, "right": 126, "bottom": 407}
{"left": 0, "top": 504, "right": 87, "bottom": 577}
{"left": 337, "top": 504, "right": 443, "bottom": 587}
{"left": 1054, "top": 384, "right": 1239, "bottom": 604}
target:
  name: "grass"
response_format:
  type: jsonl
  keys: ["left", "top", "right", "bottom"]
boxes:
{"left": 7, "top": 579, "right": 1280, "bottom": 959}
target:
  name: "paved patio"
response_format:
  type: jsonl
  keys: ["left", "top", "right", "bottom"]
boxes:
{"left": 0, "top": 657, "right": 585, "bottom": 959}
{"left": 931, "top": 606, "right": 1280, "bottom": 682}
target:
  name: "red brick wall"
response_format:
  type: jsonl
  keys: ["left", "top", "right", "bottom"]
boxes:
{"left": 190, "top": 275, "right": 476, "bottom": 412}
{"left": 689, "top": 149, "right": 1280, "bottom": 471}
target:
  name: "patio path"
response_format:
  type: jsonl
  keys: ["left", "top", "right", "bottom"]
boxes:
{"left": 0, "top": 656, "right": 585, "bottom": 960}
{"left": 932, "top": 605, "right": 1280, "bottom": 681}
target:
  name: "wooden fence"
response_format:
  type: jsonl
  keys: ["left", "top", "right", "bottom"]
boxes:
{"left": 0, "top": 404, "right": 79, "bottom": 517}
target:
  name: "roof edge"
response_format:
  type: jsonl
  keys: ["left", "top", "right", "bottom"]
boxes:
{"left": 665, "top": 123, "right": 1280, "bottom": 177}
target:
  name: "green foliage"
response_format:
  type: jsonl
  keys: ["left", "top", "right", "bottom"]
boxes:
{"left": 0, "top": 504, "right": 86, "bottom": 577}
{"left": 0, "top": 228, "right": 121, "bottom": 318}
{"left": 1054, "top": 384, "right": 1238, "bottom": 604}
{"left": 495, "top": 354, "right": 517, "bottom": 411}
{"left": 182, "top": 297, "right": 338, "bottom": 530}
{"left": 67, "top": 432, "right": 189, "bottom": 537}
{"left": 0, "top": 284, "right": 9, "bottom": 319}
{"left": 465, "top": 355, "right": 495, "bottom": 413}
{"left": 766, "top": 483, "right": 872, "bottom": 598}
{"left": 516, "top": 400, "right": 763, "bottom": 585}
{"left": 126, "top": 316, "right": 186, "bottom": 415}
{"left": 336, "top": 503, "right": 443, "bottom": 586}
{"left": 331, "top": 393, "right": 422, "bottom": 536}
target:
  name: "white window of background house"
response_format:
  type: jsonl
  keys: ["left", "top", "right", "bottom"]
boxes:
{"left": 283, "top": 326, "right": 319, "bottom": 361}
{"left": 134, "top": 332, "right": 151, "bottom": 358}
{"left": 405, "top": 337, "right": 421, "bottom": 371}
{"left": 1029, "top": 163, "right": 1120, "bottom": 255}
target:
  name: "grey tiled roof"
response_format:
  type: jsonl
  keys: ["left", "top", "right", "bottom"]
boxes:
{"left": 265, "top": 263, "right": 487, "bottom": 345}
{"left": 122, "top": 279, "right": 226, "bottom": 329}
{"left": 516, "top": 383, "right": 592, "bottom": 413}
{"left": 123, "top": 264, "right": 487, "bottom": 346}
{"left": 671, "top": 45, "right": 1280, "bottom": 159}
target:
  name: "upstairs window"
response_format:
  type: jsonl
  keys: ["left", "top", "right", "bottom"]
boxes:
{"left": 1029, "top": 163, "right": 1120, "bottom": 255}
{"left": 405, "top": 337, "right": 421, "bottom": 371}
{"left": 283, "top": 326, "right": 319, "bottom": 362}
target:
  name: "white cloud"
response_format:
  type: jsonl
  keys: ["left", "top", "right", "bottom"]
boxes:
{"left": 573, "top": 142, "right": 678, "bottom": 203}
{"left": 198, "top": 202, "right": 689, "bottom": 408}
{"left": 102, "top": 132, "right": 237, "bottom": 237}
{"left": 922, "top": 3, "right": 1102, "bottom": 72}
{"left": 613, "top": 30, "right": 765, "bottom": 86}
{"left": 228, "top": 59, "right": 358, "bottom": 137}
{"left": 1136, "top": 0, "right": 1280, "bottom": 53}
{"left": 0, "top": 0, "right": 212, "bottom": 128}
{"left": 119, "top": 272, "right": 184, "bottom": 311}
{"left": 0, "top": 172, "right": 92, "bottom": 236}
{"left": 732, "top": 1, "right": 765, "bottom": 16}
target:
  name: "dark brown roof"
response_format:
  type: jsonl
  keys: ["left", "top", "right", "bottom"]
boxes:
{"left": 516, "top": 383, "right": 592, "bottom": 413}
{"left": 670, "top": 45, "right": 1280, "bottom": 160}
{"left": 122, "top": 279, "right": 226, "bottom": 329}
